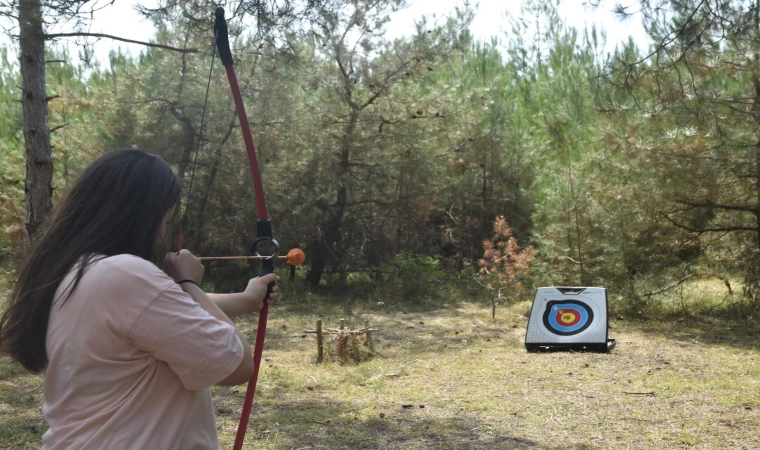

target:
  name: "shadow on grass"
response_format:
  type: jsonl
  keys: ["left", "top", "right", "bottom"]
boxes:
{"left": 231, "top": 398, "right": 593, "bottom": 450}
{"left": 615, "top": 315, "right": 760, "bottom": 352}
{"left": 0, "top": 359, "right": 45, "bottom": 449}
{"left": 247, "top": 292, "right": 527, "bottom": 361}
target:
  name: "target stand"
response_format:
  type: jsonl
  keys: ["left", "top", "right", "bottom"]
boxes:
{"left": 525, "top": 287, "right": 616, "bottom": 353}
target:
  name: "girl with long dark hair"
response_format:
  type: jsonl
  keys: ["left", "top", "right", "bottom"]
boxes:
{"left": 0, "top": 149, "right": 278, "bottom": 449}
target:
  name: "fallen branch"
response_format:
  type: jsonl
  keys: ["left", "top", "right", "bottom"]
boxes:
{"left": 641, "top": 275, "right": 695, "bottom": 298}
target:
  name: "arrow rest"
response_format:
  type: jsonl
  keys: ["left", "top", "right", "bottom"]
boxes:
{"left": 252, "top": 219, "right": 279, "bottom": 298}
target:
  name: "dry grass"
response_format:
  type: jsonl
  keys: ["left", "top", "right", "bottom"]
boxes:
{"left": 2, "top": 284, "right": 760, "bottom": 449}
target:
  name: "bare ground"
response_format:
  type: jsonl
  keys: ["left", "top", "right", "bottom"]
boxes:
{"left": 2, "top": 293, "right": 759, "bottom": 449}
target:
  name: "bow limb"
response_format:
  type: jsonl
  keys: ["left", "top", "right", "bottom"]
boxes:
{"left": 214, "top": 7, "right": 277, "bottom": 450}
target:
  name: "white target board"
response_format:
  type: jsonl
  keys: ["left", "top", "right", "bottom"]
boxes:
{"left": 525, "top": 287, "right": 615, "bottom": 352}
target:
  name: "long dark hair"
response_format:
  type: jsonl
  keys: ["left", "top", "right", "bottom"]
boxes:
{"left": 0, "top": 149, "right": 183, "bottom": 372}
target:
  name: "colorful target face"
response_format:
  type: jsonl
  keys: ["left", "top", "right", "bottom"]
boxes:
{"left": 542, "top": 300, "right": 594, "bottom": 336}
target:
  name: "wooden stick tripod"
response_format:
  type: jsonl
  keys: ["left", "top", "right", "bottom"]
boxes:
{"left": 305, "top": 319, "right": 378, "bottom": 363}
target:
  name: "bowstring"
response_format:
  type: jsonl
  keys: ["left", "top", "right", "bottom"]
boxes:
{"left": 177, "top": 29, "right": 219, "bottom": 251}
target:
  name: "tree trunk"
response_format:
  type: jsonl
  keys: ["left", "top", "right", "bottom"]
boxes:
{"left": 307, "top": 185, "right": 347, "bottom": 289}
{"left": 19, "top": 0, "right": 53, "bottom": 241}
{"left": 168, "top": 104, "right": 196, "bottom": 182}
{"left": 306, "top": 109, "right": 357, "bottom": 289}
{"left": 756, "top": 137, "right": 760, "bottom": 249}
{"left": 755, "top": 76, "right": 760, "bottom": 247}
{"left": 743, "top": 71, "right": 760, "bottom": 304}
{"left": 194, "top": 119, "right": 236, "bottom": 247}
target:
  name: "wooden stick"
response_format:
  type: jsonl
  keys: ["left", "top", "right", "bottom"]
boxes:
{"left": 352, "top": 332, "right": 361, "bottom": 361}
{"left": 316, "top": 320, "right": 323, "bottom": 364}
{"left": 337, "top": 319, "right": 348, "bottom": 357}
{"left": 305, "top": 328, "right": 378, "bottom": 334}
{"left": 364, "top": 320, "right": 374, "bottom": 351}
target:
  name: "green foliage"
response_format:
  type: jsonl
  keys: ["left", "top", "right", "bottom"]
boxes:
{"left": 8, "top": 0, "right": 760, "bottom": 311}
{"left": 595, "top": 0, "right": 760, "bottom": 307}
{"left": 0, "top": 46, "right": 25, "bottom": 259}
{"left": 391, "top": 252, "right": 444, "bottom": 299}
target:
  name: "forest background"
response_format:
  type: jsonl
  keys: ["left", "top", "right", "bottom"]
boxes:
{"left": 1, "top": 0, "right": 758, "bottom": 319}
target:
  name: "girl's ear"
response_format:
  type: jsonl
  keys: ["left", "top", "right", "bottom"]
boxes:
{"left": 156, "top": 207, "right": 175, "bottom": 243}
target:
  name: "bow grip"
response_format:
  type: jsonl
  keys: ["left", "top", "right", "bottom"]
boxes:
{"left": 259, "top": 261, "right": 276, "bottom": 303}
{"left": 252, "top": 220, "right": 279, "bottom": 302}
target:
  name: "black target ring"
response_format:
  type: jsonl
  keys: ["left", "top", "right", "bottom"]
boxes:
{"left": 542, "top": 300, "right": 594, "bottom": 336}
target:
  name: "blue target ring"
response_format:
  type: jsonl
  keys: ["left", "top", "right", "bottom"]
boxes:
{"left": 542, "top": 300, "right": 593, "bottom": 336}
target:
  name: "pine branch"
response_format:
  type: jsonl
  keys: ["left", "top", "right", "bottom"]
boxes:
{"left": 674, "top": 199, "right": 757, "bottom": 214}
{"left": 43, "top": 33, "right": 198, "bottom": 53}
{"left": 660, "top": 212, "right": 759, "bottom": 234}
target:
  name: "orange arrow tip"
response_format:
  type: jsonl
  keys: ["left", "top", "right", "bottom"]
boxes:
{"left": 286, "top": 248, "right": 306, "bottom": 266}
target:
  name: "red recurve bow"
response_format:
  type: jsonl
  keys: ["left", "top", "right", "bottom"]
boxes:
{"left": 213, "top": 7, "right": 278, "bottom": 449}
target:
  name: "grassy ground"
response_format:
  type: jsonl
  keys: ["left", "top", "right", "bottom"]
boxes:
{"left": 2, "top": 282, "right": 759, "bottom": 449}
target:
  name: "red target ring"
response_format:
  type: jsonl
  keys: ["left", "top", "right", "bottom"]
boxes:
{"left": 555, "top": 309, "right": 581, "bottom": 326}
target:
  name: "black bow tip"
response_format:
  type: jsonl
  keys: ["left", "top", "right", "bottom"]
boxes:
{"left": 213, "top": 6, "right": 233, "bottom": 67}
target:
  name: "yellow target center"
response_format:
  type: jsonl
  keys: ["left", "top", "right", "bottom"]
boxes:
{"left": 560, "top": 312, "right": 576, "bottom": 323}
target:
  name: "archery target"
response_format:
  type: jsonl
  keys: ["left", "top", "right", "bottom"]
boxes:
{"left": 543, "top": 300, "right": 593, "bottom": 336}
{"left": 525, "top": 287, "right": 613, "bottom": 352}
